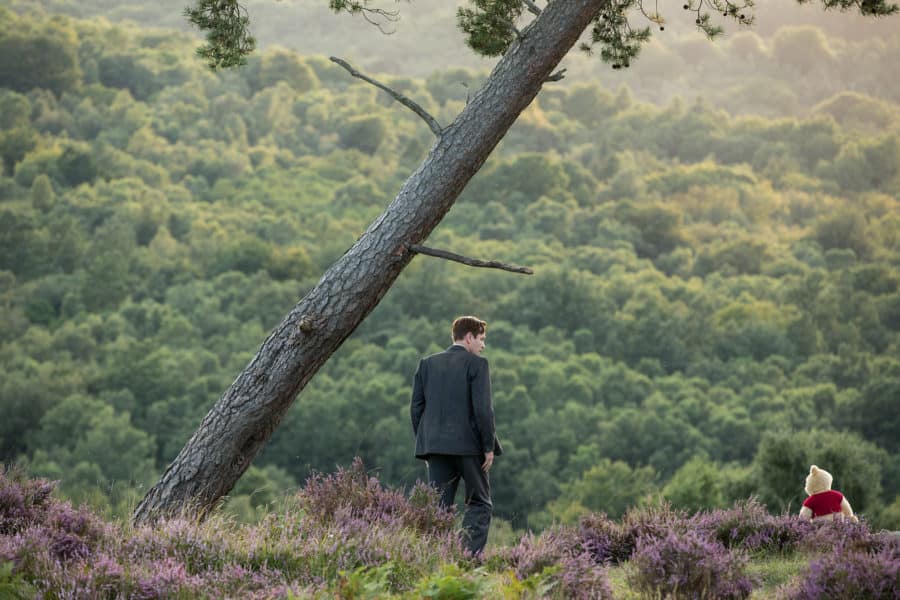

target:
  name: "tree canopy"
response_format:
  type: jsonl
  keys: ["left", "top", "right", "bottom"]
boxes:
{"left": 1, "top": 1, "right": 898, "bottom": 528}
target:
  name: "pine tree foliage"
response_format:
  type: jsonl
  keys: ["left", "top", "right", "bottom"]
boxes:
{"left": 457, "top": 0, "right": 525, "bottom": 56}
{"left": 184, "top": 0, "right": 256, "bottom": 69}
{"left": 812, "top": 0, "right": 899, "bottom": 15}
{"left": 328, "top": 0, "right": 404, "bottom": 32}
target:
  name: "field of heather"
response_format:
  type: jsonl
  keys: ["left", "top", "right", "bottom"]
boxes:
{"left": 2, "top": 462, "right": 897, "bottom": 599}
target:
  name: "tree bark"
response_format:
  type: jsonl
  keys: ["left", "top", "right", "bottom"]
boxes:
{"left": 133, "top": 0, "right": 607, "bottom": 524}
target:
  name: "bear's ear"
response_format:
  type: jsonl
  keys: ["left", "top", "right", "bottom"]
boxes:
{"left": 810, "top": 465, "right": 819, "bottom": 474}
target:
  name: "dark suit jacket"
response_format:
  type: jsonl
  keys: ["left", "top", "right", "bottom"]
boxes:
{"left": 410, "top": 345, "right": 502, "bottom": 460}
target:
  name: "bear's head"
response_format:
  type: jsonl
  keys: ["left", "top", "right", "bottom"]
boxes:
{"left": 805, "top": 464, "right": 833, "bottom": 495}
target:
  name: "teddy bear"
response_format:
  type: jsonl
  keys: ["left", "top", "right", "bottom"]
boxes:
{"left": 799, "top": 464, "right": 858, "bottom": 523}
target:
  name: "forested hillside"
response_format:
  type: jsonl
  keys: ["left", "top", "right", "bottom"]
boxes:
{"left": 9, "top": 0, "right": 900, "bottom": 117}
{"left": 1, "top": 1, "right": 898, "bottom": 532}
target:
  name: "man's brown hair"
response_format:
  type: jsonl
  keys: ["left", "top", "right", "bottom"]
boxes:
{"left": 451, "top": 316, "right": 487, "bottom": 341}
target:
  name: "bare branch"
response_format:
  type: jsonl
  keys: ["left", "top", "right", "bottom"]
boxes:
{"left": 406, "top": 244, "right": 534, "bottom": 275}
{"left": 523, "top": 0, "right": 542, "bottom": 16}
{"left": 545, "top": 68, "right": 567, "bottom": 82}
{"left": 330, "top": 57, "right": 443, "bottom": 136}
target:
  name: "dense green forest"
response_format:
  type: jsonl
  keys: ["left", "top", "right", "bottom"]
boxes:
{"left": 1, "top": 0, "right": 899, "bottom": 535}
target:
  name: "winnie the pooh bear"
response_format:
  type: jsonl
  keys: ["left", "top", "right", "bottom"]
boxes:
{"left": 799, "top": 465, "right": 858, "bottom": 523}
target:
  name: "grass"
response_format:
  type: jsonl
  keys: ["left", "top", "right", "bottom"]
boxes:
{"left": 606, "top": 563, "right": 640, "bottom": 599}
{"left": 747, "top": 552, "right": 811, "bottom": 599}
{"left": 606, "top": 553, "right": 811, "bottom": 599}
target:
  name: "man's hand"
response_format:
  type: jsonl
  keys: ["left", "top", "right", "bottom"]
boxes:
{"left": 482, "top": 451, "right": 494, "bottom": 473}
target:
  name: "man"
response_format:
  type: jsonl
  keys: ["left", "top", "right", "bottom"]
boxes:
{"left": 410, "top": 315, "right": 502, "bottom": 556}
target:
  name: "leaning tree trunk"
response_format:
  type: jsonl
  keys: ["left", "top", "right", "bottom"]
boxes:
{"left": 133, "top": 0, "right": 606, "bottom": 524}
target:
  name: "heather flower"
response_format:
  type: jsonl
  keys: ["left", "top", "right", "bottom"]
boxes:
{"left": 797, "top": 516, "right": 881, "bottom": 554}
{"left": 0, "top": 466, "right": 57, "bottom": 535}
{"left": 47, "top": 501, "right": 107, "bottom": 541}
{"left": 607, "top": 500, "right": 690, "bottom": 563}
{"left": 7, "top": 526, "right": 53, "bottom": 575}
{"left": 405, "top": 480, "right": 457, "bottom": 534}
{"left": 151, "top": 516, "right": 231, "bottom": 573}
{"left": 246, "top": 582, "right": 308, "bottom": 599}
{"left": 296, "top": 457, "right": 455, "bottom": 536}
{"left": 43, "top": 553, "right": 127, "bottom": 598}
{"left": 49, "top": 532, "right": 91, "bottom": 561}
{"left": 201, "top": 561, "right": 286, "bottom": 596}
{"left": 629, "top": 530, "right": 754, "bottom": 599}
{"left": 90, "top": 552, "right": 125, "bottom": 587}
{"left": 0, "top": 482, "right": 27, "bottom": 534}
{"left": 0, "top": 534, "right": 18, "bottom": 563}
{"left": 0, "top": 464, "right": 468, "bottom": 598}
{"left": 121, "top": 526, "right": 170, "bottom": 564}
{"left": 133, "top": 556, "right": 203, "bottom": 599}
{"left": 783, "top": 542, "right": 899, "bottom": 599}
{"left": 0, "top": 480, "right": 110, "bottom": 569}
{"left": 493, "top": 527, "right": 613, "bottom": 598}
{"left": 558, "top": 550, "right": 614, "bottom": 599}
{"left": 224, "top": 463, "right": 465, "bottom": 589}
{"left": 497, "top": 527, "right": 581, "bottom": 580}
{"left": 578, "top": 512, "right": 632, "bottom": 564}
{"left": 690, "top": 500, "right": 813, "bottom": 555}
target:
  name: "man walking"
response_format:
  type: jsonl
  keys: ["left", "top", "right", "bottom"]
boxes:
{"left": 411, "top": 315, "right": 502, "bottom": 556}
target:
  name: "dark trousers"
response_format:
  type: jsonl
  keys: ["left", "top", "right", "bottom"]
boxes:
{"left": 427, "top": 454, "right": 492, "bottom": 556}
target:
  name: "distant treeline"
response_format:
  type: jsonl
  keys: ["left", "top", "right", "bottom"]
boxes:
{"left": 0, "top": 5, "right": 898, "bottom": 530}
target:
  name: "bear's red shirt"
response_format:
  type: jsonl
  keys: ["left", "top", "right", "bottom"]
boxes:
{"left": 802, "top": 490, "right": 844, "bottom": 518}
